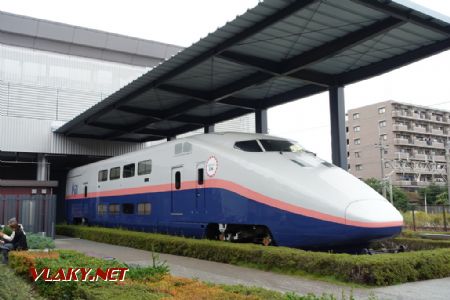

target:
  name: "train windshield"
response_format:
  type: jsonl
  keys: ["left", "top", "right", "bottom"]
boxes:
{"left": 259, "top": 139, "right": 303, "bottom": 153}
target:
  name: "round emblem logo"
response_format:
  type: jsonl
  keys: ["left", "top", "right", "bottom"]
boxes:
{"left": 206, "top": 156, "right": 218, "bottom": 177}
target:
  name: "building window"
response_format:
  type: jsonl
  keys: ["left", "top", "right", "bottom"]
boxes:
{"left": 353, "top": 113, "right": 360, "bottom": 120}
{"left": 123, "top": 163, "right": 135, "bottom": 178}
{"left": 379, "top": 121, "right": 386, "bottom": 128}
{"left": 110, "top": 167, "right": 120, "bottom": 180}
{"left": 108, "top": 204, "right": 120, "bottom": 215}
{"left": 381, "top": 134, "right": 387, "bottom": 141}
{"left": 354, "top": 152, "right": 360, "bottom": 158}
{"left": 355, "top": 164, "right": 363, "bottom": 171}
{"left": 97, "top": 204, "right": 107, "bottom": 215}
{"left": 138, "top": 203, "right": 151, "bottom": 215}
{"left": 378, "top": 107, "right": 386, "bottom": 114}
{"left": 353, "top": 126, "right": 360, "bottom": 132}
{"left": 122, "top": 203, "right": 134, "bottom": 214}
{"left": 98, "top": 170, "right": 108, "bottom": 182}
{"left": 138, "top": 160, "right": 152, "bottom": 175}
{"left": 385, "top": 162, "right": 390, "bottom": 168}
{"left": 354, "top": 139, "right": 361, "bottom": 145}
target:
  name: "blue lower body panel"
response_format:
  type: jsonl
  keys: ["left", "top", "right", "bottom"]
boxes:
{"left": 66, "top": 188, "right": 402, "bottom": 248}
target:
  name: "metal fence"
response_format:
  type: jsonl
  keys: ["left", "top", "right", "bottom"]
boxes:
{"left": 405, "top": 205, "right": 450, "bottom": 232}
{"left": 0, "top": 194, "right": 56, "bottom": 237}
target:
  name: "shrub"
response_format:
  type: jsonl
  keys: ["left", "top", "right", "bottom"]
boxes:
{"left": 27, "top": 233, "right": 55, "bottom": 249}
{"left": 1, "top": 224, "right": 13, "bottom": 235}
{"left": 57, "top": 225, "right": 450, "bottom": 286}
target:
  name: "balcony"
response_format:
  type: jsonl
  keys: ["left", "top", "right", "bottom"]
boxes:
{"left": 394, "top": 180, "right": 412, "bottom": 187}
{"left": 393, "top": 124, "right": 408, "bottom": 131}
{"left": 433, "top": 155, "right": 446, "bottom": 162}
{"left": 433, "top": 142, "right": 445, "bottom": 149}
{"left": 392, "top": 111, "right": 413, "bottom": 118}
{"left": 394, "top": 152, "right": 410, "bottom": 159}
{"left": 413, "top": 140, "right": 426, "bottom": 147}
{"left": 431, "top": 128, "right": 444, "bottom": 135}
{"left": 414, "top": 126, "right": 427, "bottom": 134}
{"left": 412, "top": 181, "right": 431, "bottom": 187}
{"left": 412, "top": 154, "right": 428, "bottom": 160}
{"left": 394, "top": 138, "right": 411, "bottom": 145}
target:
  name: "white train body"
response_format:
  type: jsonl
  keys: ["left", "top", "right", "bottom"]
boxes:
{"left": 66, "top": 132, "right": 403, "bottom": 248}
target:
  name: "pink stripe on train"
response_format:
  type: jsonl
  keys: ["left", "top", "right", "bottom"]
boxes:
{"left": 66, "top": 179, "right": 403, "bottom": 228}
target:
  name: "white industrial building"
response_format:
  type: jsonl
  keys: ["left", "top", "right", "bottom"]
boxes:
{"left": 0, "top": 10, "right": 254, "bottom": 222}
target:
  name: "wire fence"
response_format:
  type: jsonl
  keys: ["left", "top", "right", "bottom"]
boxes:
{"left": 404, "top": 205, "right": 450, "bottom": 232}
{"left": 0, "top": 194, "right": 56, "bottom": 238}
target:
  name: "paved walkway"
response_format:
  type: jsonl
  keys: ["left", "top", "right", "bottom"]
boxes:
{"left": 55, "top": 237, "right": 450, "bottom": 300}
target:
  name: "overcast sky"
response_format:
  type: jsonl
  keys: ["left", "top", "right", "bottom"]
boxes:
{"left": 0, "top": 0, "right": 449, "bottom": 160}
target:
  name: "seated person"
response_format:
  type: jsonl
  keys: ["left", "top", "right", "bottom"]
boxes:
{"left": 0, "top": 218, "right": 28, "bottom": 264}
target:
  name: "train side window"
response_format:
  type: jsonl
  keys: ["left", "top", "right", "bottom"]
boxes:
{"left": 110, "top": 167, "right": 120, "bottom": 180}
{"left": 84, "top": 186, "right": 88, "bottom": 198}
{"left": 97, "top": 204, "right": 107, "bottom": 215}
{"left": 234, "top": 140, "right": 263, "bottom": 152}
{"left": 98, "top": 170, "right": 108, "bottom": 182}
{"left": 108, "top": 204, "right": 120, "bottom": 215}
{"left": 198, "top": 168, "right": 204, "bottom": 185}
{"left": 138, "top": 160, "right": 152, "bottom": 175}
{"left": 122, "top": 203, "right": 134, "bottom": 214}
{"left": 123, "top": 163, "right": 135, "bottom": 178}
{"left": 175, "top": 171, "right": 181, "bottom": 190}
{"left": 138, "top": 203, "right": 151, "bottom": 215}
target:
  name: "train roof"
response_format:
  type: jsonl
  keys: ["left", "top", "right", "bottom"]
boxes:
{"left": 69, "top": 132, "right": 290, "bottom": 172}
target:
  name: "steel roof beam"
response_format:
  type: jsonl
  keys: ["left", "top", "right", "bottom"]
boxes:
{"left": 351, "top": 0, "right": 450, "bottom": 36}
{"left": 219, "top": 51, "right": 333, "bottom": 87}
{"left": 158, "top": 84, "right": 255, "bottom": 110}
{"left": 148, "top": 0, "right": 318, "bottom": 88}
{"left": 337, "top": 38, "right": 450, "bottom": 85}
{"left": 260, "top": 84, "right": 328, "bottom": 109}
{"left": 216, "top": 17, "right": 402, "bottom": 88}
{"left": 281, "top": 17, "right": 404, "bottom": 75}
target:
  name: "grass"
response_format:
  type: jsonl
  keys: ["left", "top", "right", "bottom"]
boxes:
{"left": 56, "top": 225, "right": 450, "bottom": 286}
{"left": 0, "top": 263, "right": 46, "bottom": 300}
{"left": 5, "top": 250, "right": 360, "bottom": 300}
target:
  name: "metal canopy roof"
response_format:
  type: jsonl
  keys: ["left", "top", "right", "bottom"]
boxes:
{"left": 57, "top": 0, "right": 450, "bottom": 142}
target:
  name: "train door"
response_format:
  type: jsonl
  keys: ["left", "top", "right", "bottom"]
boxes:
{"left": 171, "top": 166, "right": 184, "bottom": 215}
{"left": 195, "top": 163, "right": 206, "bottom": 214}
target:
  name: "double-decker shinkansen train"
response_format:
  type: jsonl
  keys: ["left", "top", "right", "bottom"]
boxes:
{"left": 66, "top": 132, "right": 403, "bottom": 248}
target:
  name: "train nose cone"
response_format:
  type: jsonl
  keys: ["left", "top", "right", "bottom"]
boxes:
{"left": 345, "top": 199, "right": 403, "bottom": 228}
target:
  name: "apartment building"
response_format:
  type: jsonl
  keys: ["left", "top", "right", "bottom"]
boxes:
{"left": 347, "top": 100, "right": 448, "bottom": 190}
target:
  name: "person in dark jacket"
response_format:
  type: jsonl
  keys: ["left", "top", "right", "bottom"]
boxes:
{"left": 0, "top": 218, "right": 28, "bottom": 264}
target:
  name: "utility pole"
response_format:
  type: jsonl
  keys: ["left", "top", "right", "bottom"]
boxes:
{"left": 376, "top": 135, "right": 388, "bottom": 199}
{"left": 446, "top": 144, "right": 450, "bottom": 206}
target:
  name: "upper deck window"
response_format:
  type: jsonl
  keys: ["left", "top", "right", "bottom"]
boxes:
{"left": 138, "top": 160, "right": 152, "bottom": 175}
{"left": 259, "top": 139, "right": 303, "bottom": 153}
{"left": 110, "top": 167, "right": 120, "bottom": 180}
{"left": 123, "top": 163, "right": 135, "bottom": 178}
{"left": 98, "top": 170, "right": 108, "bottom": 182}
{"left": 234, "top": 140, "right": 263, "bottom": 152}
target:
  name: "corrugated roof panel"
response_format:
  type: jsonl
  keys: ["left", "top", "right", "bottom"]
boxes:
{"left": 55, "top": 0, "right": 450, "bottom": 141}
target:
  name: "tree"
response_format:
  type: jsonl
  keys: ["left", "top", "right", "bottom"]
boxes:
{"left": 436, "top": 191, "right": 449, "bottom": 205}
{"left": 418, "top": 184, "right": 446, "bottom": 205}
{"left": 364, "top": 178, "right": 410, "bottom": 211}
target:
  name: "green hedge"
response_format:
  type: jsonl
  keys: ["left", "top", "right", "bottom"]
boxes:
{"left": 373, "top": 237, "right": 450, "bottom": 251}
{"left": 57, "top": 225, "right": 450, "bottom": 286}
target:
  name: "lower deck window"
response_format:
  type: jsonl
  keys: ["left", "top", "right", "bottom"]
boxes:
{"left": 97, "top": 204, "right": 107, "bottom": 215}
{"left": 109, "top": 204, "right": 120, "bottom": 215}
{"left": 122, "top": 203, "right": 134, "bottom": 214}
{"left": 138, "top": 203, "right": 151, "bottom": 215}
